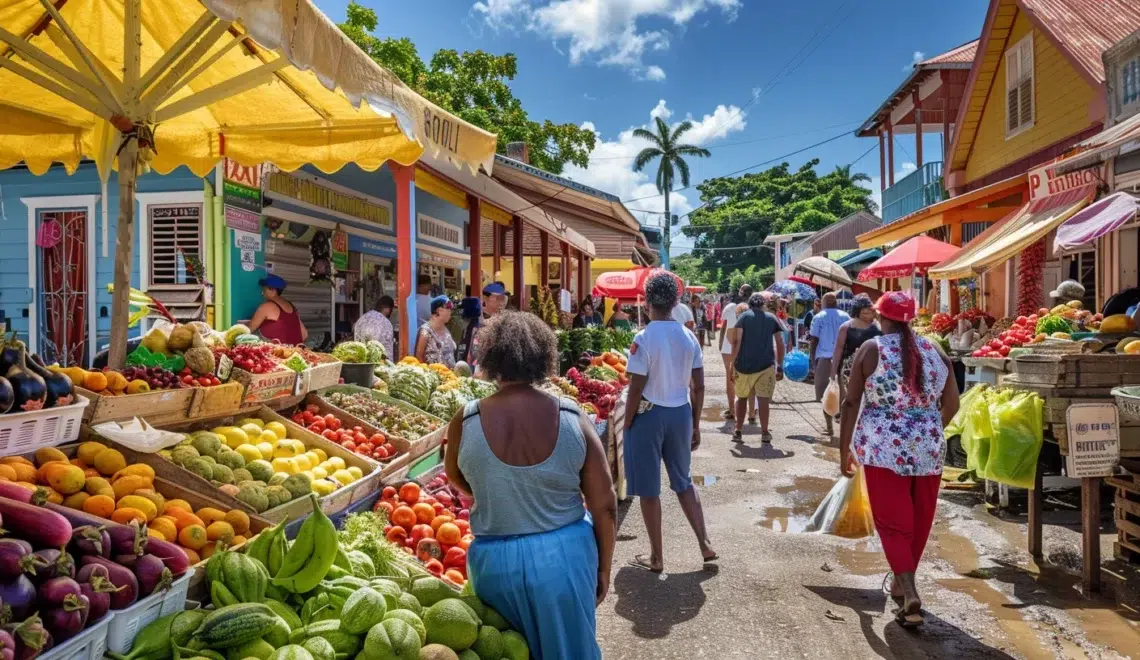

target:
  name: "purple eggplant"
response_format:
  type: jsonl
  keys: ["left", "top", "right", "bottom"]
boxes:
{"left": 41, "top": 594, "right": 87, "bottom": 643}
{"left": 106, "top": 522, "right": 147, "bottom": 557}
{"left": 0, "top": 541, "right": 45, "bottom": 581}
{"left": 132, "top": 555, "right": 172, "bottom": 597}
{"left": 0, "top": 628, "right": 15, "bottom": 660}
{"left": 75, "top": 563, "right": 109, "bottom": 585}
{"left": 79, "top": 556, "right": 136, "bottom": 609}
{"left": 69, "top": 526, "right": 110, "bottom": 560}
{"left": 6, "top": 615, "right": 48, "bottom": 660}
{"left": 0, "top": 576, "right": 35, "bottom": 622}
{"left": 28, "top": 550, "right": 72, "bottom": 584}
{"left": 37, "top": 577, "right": 81, "bottom": 608}
{"left": 112, "top": 555, "right": 138, "bottom": 568}
{"left": 78, "top": 575, "right": 115, "bottom": 623}
{"left": 5, "top": 351, "right": 46, "bottom": 414}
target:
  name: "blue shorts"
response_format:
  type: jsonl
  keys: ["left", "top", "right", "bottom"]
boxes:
{"left": 624, "top": 403, "right": 693, "bottom": 498}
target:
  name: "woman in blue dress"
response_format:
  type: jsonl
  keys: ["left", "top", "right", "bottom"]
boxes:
{"left": 444, "top": 311, "right": 617, "bottom": 659}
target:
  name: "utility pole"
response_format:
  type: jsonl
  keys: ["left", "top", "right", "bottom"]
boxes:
{"left": 661, "top": 212, "right": 674, "bottom": 270}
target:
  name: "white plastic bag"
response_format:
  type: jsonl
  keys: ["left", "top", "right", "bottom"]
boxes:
{"left": 822, "top": 377, "right": 841, "bottom": 417}
{"left": 91, "top": 418, "right": 186, "bottom": 453}
{"left": 804, "top": 467, "right": 875, "bottom": 538}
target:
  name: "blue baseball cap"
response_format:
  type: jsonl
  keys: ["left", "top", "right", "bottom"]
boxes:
{"left": 430, "top": 295, "right": 454, "bottom": 314}
{"left": 482, "top": 282, "right": 508, "bottom": 296}
{"left": 259, "top": 274, "right": 287, "bottom": 291}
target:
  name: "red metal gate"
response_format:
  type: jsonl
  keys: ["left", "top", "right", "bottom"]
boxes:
{"left": 38, "top": 210, "right": 87, "bottom": 367}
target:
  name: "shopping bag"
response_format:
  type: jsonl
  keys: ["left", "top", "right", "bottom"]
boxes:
{"left": 985, "top": 392, "right": 1044, "bottom": 489}
{"left": 822, "top": 377, "right": 841, "bottom": 417}
{"left": 91, "top": 418, "right": 186, "bottom": 453}
{"left": 945, "top": 384, "right": 985, "bottom": 440}
{"left": 804, "top": 466, "right": 875, "bottom": 539}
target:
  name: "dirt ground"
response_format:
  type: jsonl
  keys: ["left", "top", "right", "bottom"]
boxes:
{"left": 595, "top": 345, "right": 1140, "bottom": 659}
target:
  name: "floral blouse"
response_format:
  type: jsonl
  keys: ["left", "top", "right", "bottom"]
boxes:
{"left": 353, "top": 311, "right": 393, "bottom": 362}
{"left": 418, "top": 324, "right": 456, "bottom": 368}
{"left": 851, "top": 333, "right": 949, "bottom": 476}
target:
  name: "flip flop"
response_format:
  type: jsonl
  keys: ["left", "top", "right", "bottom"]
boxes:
{"left": 748, "top": 417, "right": 758, "bottom": 425}
{"left": 761, "top": 431, "right": 773, "bottom": 444}
{"left": 894, "top": 603, "right": 925, "bottom": 628}
{"left": 732, "top": 430, "right": 743, "bottom": 442}
{"left": 702, "top": 552, "right": 719, "bottom": 563}
{"left": 628, "top": 554, "right": 663, "bottom": 573}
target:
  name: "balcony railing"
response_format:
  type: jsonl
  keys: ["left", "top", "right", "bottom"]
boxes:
{"left": 881, "top": 161, "right": 946, "bottom": 223}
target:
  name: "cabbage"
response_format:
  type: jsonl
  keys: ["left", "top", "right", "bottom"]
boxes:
{"left": 332, "top": 341, "right": 368, "bottom": 363}
{"left": 365, "top": 340, "right": 387, "bottom": 363}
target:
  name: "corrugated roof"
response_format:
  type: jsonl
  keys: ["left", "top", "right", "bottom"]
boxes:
{"left": 803, "top": 210, "right": 882, "bottom": 253}
{"left": 921, "top": 40, "right": 980, "bottom": 65}
{"left": 1021, "top": 0, "right": 1140, "bottom": 83}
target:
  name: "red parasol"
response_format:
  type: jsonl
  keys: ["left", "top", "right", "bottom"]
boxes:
{"left": 857, "top": 235, "right": 960, "bottom": 282}
{"left": 593, "top": 267, "right": 684, "bottom": 300}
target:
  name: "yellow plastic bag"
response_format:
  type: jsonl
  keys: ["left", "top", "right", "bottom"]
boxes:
{"left": 805, "top": 466, "right": 875, "bottom": 539}
{"left": 822, "top": 377, "right": 841, "bottom": 417}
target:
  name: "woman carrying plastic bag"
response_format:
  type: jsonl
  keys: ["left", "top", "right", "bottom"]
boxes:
{"left": 836, "top": 292, "right": 960, "bottom": 628}
{"left": 804, "top": 463, "right": 874, "bottom": 538}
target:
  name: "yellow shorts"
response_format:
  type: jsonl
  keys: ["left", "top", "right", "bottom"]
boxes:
{"left": 735, "top": 366, "right": 776, "bottom": 399}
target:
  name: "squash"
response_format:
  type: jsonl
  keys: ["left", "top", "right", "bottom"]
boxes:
{"left": 1100, "top": 314, "right": 1135, "bottom": 334}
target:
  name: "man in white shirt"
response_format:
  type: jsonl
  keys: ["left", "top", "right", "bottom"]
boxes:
{"left": 809, "top": 292, "right": 850, "bottom": 435}
{"left": 718, "top": 284, "right": 754, "bottom": 421}
{"left": 623, "top": 272, "right": 716, "bottom": 573}
{"left": 671, "top": 295, "right": 695, "bottom": 329}
{"left": 415, "top": 275, "right": 433, "bottom": 327}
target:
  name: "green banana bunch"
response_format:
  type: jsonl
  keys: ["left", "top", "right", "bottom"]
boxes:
{"left": 268, "top": 525, "right": 288, "bottom": 576}
{"left": 272, "top": 495, "right": 337, "bottom": 594}
{"left": 245, "top": 518, "right": 283, "bottom": 569}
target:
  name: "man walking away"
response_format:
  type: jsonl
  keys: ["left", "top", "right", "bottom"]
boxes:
{"left": 809, "top": 292, "right": 849, "bottom": 435}
{"left": 624, "top": 273, "right": 717, "bottom": 573}
{"left": 718, "top": 285, "right": 752, "bottom": 421}
{"left": 729, "top": 292, "right": 785, "bottom": 443}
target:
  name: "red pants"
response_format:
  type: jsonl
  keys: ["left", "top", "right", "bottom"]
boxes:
{"left": 863, "top": 466, "right": 941, "bottom": 574}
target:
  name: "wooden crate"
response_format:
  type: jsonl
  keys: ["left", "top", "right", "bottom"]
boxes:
{"left": 186, "top": 382, "right": 244, "bottom": 419}
{"left": 231, "top": 368, "right": 298, "bottom": 404}
{"left": 1110, "top": 474, "right": 1140, "bottom": 564}
{"left": 303, "top": 392, "right": 413, "bottom": 454}
{"left": 1010, "top": 354, "right": 1140, "bottom": 388}
{"left": 76, "top": 386, "right": 195, "bottom": 424}
{"left": 300, "top": 355, "right": 342, "bottom": 394}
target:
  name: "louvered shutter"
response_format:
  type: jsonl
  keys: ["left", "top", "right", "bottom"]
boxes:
{"left": 1018, "top": 41, "right": 1033, "bottom": 127}
{"left": 149, "top": 205, "right": 202, "bottom": 285}
{"left": 1006, "top": 49, "right": 1020, "bottom": 132}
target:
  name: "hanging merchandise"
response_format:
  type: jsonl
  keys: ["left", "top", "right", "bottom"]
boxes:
{"left": 1016, "top": 238, "right": 1045, "bottom": 318}
{"left": 309, "top": 230, "right": 335, "bottom": 284}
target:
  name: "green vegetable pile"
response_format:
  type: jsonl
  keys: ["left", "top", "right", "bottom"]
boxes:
{"left": 1035, "top": 314, "right": 1073, "bottom": 336}
{"left": 426, "top": 377, "right": 498, "bottom": 420}
{"left": 111, "top": 501, "right": 532, "bottom": 660}
{"left": 386, "top": 365, "right": 436, "bottom": 409}
{"left": 331, "top": 341, "right": 369, "bottom": 364}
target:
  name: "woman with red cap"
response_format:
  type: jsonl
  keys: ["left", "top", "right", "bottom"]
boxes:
{"left": 838, "top": 291, "right": 959, "bottom": 628}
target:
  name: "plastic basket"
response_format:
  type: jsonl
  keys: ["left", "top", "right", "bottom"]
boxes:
{"left": 0, "top": 394, "right": 89, "bottom": 453}
{"left": 40, "top": 611, "right": 111, "bottom": 660}
{"left": 105, "top": 569, "right": 194, "bottom": 654}
{"left": 1112, "top": 386, "right": 1140, "bottom": 423}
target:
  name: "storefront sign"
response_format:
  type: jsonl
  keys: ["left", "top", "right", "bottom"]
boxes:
{"left": 418, "top": 247, "right": 467, "bottom": 269}
{"left": 348, "top": 235, "right": 397, "bottom": 258}
{"left": 1065, "top": 403, "right": 1120, "bottom": 478}
{"left": 223, "top": 159, "right": 263, "bottom": 232}
{"left": 233, "top": 231, "right": 262, "bottom": 251}
{"left": 1029, "top": 163, "right": 1098, "bottom": 202}
{"left": 331, "top": 230, "right": 348, "bottom": 271}
{"left": 417, "top": 214, "right": 464, "bottom": 250}
{"left": 225, "top": 207, "right": 260, "bottom": 234}
{"left": 266, "top": 171, "right": 392, "bottom": 229}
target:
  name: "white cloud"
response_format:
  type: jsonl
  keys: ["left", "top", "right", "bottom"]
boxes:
{"left": 560, "top": 99, "right": 746, "bottom": 227}
{"left": 904, "top": 50, "right": 925, "bottom": 71}
{"left": 470, "top": 0, "right": 739, "bottom": 78}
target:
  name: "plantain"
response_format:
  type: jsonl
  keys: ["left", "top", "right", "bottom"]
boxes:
{"left": 272, "top": 495, "right": 337, "bottom": 594}
{"left": 268, "top": 523, "right": 288, "bottom": 577}
{"left": 272, "top": 514, "right": 315, "bottom": 581}
{"left": 244, "top": 520, "right": 279, "bottom": 568}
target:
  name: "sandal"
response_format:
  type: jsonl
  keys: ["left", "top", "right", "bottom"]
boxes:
{"left": 747, "top": 416, "right": 758, "bottom": 425}
{"left": 761, "top": 431, "right": 772, "bottom": 444}
{"left": 894, "top": 607, "right": 925, "bottom": 628}
{"left": 722, "top": 409, "right": 735, "bottom": 420}
{"left": 628, "top": 554, "right": 663, "bottom": 573}
{"left": 732, "top": 430, "right": 743, "bottom": 442}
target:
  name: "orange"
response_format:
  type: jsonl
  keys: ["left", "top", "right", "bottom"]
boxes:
{"left": 436, "top": 522, "right": 461, "bottom": 546}
{"left": 206, "top": 521, "right": 235, "bottom": 544}
{"left": 412, "top": 503, "right": 436, "bottom": 525}
{"left": 398, "top": 482, "right": 421, "bottom": 505}
{"left": 149, "top": 516, "right": 178, "bottom": 542}
{"left": 82, "top": 494, "right": 116, "bottom": 519}
{"left": 390, "top": 506, "right": 417, "bottom": 530}
{"left": 178, "top": 524, "right": 208, "bottom": 550}
{"left": 111, "top": 507, "right": 147, "bottom": 525}
{"left": 223, "top": 510, "right": 250, "bottom": 535}
{"left": 166, "top": 507, "right": 205, "bottom": 531}
{"left": 430, "top": 515, "right": 455, "bottom": 534}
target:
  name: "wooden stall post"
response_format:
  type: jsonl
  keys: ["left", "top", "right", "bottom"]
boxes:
{"left": 1028, "top": 458, "right": 1043, "bottom": 559}
{"left": 467, "top": 195, "right": 481, "bottom": 295}
{"left": 513, "top": 216, "right": 526, "bottom": 311}
{"left": 492, "top": 222, "right": 502, "bottom": 278}
{"left": 540, "top": 231, "right": 549, "bottom": 290}
{"left": 1082, "top": 477, "right": 1101, "bottom": 592}
{"left": 560, "top": 241, "right": 570, "bottom": 291}
{"left": 392, "top": 163, "right": 416, "bottom": 357}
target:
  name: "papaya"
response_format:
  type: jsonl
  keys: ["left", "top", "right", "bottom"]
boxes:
{"left": 113, "top": 464, "right": 156, "bottom": 482}
{"left": 1101, "top": 314, "right": 1135, "bottom": 334}
{"left": 112, "top": 474, "right": 153, "bottom": 499}
{"left": 43, "top": 463, "right": 85, "bottom": 495}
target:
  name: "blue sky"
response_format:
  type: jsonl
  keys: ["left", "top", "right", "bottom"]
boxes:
{"left": 316, "top": 0, "right": 990, "bottom": 252}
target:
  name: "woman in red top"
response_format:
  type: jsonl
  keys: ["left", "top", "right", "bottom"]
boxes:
{"left": 249, "top": 274, "right": 308, "bottom": 344}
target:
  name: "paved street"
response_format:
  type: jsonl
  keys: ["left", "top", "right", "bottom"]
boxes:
{"left": 596, "top": 346, "right": 1140, "bottom": 659}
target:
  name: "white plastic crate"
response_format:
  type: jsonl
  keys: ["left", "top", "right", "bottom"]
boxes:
{"left": 0, "top": 394, "right": 89, "bottom": 453}
{"left": 40, "top": 611, "right": 111, "bottom": 660}
{"left": 105, "top": 569, "right": 194, "bottom": 655}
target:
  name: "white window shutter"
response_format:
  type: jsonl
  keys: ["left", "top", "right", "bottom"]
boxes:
{"left": 149, "top": 205, "right": 203, "bottom": 285}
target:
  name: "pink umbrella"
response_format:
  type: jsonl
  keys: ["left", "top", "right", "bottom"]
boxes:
{"left": 857, "top": 235, "right": 960, "bottom": 282}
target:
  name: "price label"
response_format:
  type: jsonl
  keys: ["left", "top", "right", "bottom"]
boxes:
{"left": 1065, "top": 403, "right": 1120, "bottom": 478}
{"left": 215, "top": 354, "right": 233, "bottom": 382}
{"left": 292, "top": 371, "right": 305, "bottom": 396}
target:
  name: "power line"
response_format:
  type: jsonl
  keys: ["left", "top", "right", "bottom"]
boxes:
{"left": 583, "top": 120, "right": 864, "bottom": 162}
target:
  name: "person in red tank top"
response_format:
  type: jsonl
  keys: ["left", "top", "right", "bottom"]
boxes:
{"left": 249, "top": 274, "right": 308, "bottom": 345}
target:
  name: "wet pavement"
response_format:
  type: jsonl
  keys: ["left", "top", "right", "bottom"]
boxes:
{"left": 595, "top": 346, "right": 1140, "bottom": 659}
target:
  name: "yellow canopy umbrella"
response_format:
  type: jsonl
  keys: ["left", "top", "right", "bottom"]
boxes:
{"left": 0, "top": 0, "right": 498, "bottom": 366}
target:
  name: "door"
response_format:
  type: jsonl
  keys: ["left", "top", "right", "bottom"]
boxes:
{"left": 37, "top": 210, "right": 88, "bottom": 367}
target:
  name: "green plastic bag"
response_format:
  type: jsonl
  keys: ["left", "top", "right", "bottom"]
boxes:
{"left": 985, "top": 392, "right": 1043, "bottom": 489}
{"left": 945, "top": 385, "right": 986, "bottom": 439}
{"left": 961, "top": 387, "right": 996, "bottom": 474}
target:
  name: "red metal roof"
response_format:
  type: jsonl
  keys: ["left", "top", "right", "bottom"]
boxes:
{"left": 920, "top": 40, "right": 979, "bottom": 65}
{"left": 1021, "top": 0, "right": 1140, "bottom": 83}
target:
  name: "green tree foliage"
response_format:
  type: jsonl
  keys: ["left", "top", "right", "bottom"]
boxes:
{"left": 680, "top": 160, "right": 875, "bottom": 285}
{"left": 632, "top": 118, "right": 711, "bottom": 267}
{"left": 339, "top": 2, "right": 595, "bottom": 174}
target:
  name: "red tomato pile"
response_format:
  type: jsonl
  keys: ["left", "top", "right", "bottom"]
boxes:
{"left": 375, "top": 480, "right": 474, "bottom": 587}
{"left": 290, "top": 404, "right": 398, "bottom": 461}
{"left": 929, "top": 313, "right": 954, "bottom": 334}
{"left": 223, "top": 344, "right": 279, "bottom": 373}
{"left": 970, "top": 314, "right": 1039, "bottom": 358}
{"left": 177, "top": 367, "right": 222, "bottom": 387}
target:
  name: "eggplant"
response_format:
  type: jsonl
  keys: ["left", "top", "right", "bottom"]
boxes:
{"left": 75, "top": 563, "right": 108, "bottom": 585}
{"left": 0, "top": 379, "right": 12, "bottom": 415}
{"left": 0, "top": 576, "right": 35, "bottom": 622}
{"left": 113, "top": 554, "right": 138, "bottom": 568}
{"left": 79, "top": 556, "right": 136, "bottom": 609}
{"left": 37, "top": 577, "right": 81, "bottom": 608}
{"left": 106, "top": 522, "right": 147, "bottom": 557}
{"left": 5, "top": 615, "right": 48, "bottom": 660}
{"left": 28, "top": 550, "right": 73, "bottom": 583}
{"left": 132, "top": 555, "right": 172, "bottom": 597}
{"left": 0, "top": 541, "right": 45, "bottom": 581}
{"left": 41, "top": 594, "right": 87, "bottom": 643}
{"left": 78, "top": 575, "right": 115, "bottom": 623}
{"left": 69, "top": 526, "right": 110, "bottom": 560}
{"left": 3, "top": 350, "right": 45, "bottom": 414}
{"left": 25, "top": 356, "right": 72, "bottom": 408}
{"left": 0, "top": 629, "right": 15, "bottom": 660}
{"left": 0, "top": 335, "right": 25, "bottom": 380}
{"left": 140, "top": 538, "right": 190, "bottom": 577}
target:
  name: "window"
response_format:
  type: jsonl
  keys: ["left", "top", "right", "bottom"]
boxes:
{"left": 148, "top": 204, "right": 202, "bottom": 284}
{"left": 1005, "top": 34, "right": 1034, "bottom": 137}
{"left": 1123, "top": 56, "right": 1140, "bottom": 110}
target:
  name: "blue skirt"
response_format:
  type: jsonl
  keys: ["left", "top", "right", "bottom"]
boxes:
{"left": 468, "top": 518, "right": 600, "bottom": 660}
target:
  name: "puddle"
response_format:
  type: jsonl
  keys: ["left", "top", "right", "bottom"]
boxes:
{"left": 692, "top": 475, "right": 718, "bottom": 487}
{"left": 757, "top": 475, "right": 836, "bottom": 533}
{"left": 836, "top": 539, "right": 887, "bottom": 576}
{"left": 700, "top": 406, "right": 729, "bottom": 423}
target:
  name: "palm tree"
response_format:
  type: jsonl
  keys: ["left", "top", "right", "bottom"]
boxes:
{"left": 633, "top": 117, "right": 711, "bottom": 269}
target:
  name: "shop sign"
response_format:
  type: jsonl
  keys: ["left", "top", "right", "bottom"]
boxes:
{"left": 266, "top": 171, "right": 391, "bottom": 229}
{"left": 417, "top": 214, "right": 464, "bottom": 250}
{"left": 223, "top": 159, "right": 262, "bottom": 232}
{"left": 418, "top": 248, "right": 466, "bottom": 269}
{"left": 331, "top": 230, "right": 348, "bottom": 271}
{"left": 1028, "top": 162, "right": 1098, "bottom": 202}
{"left": 348, "top": 235, "right": 397, "bottom": 258}
{"left": 1064, "top": 403, "right": 1120, "bottom": 478}
{"left": 234, "top": 230, "right": 261, "bottom": 273}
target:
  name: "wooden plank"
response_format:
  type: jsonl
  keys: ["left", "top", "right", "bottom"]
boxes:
{"left": 1115, "top": 496, "right": 1140, "bottom": 519}
{"left": 1104, "top": 476, "right": 1140, "bottom": 495}
{"left": 1082, "top": 477, "right": 1101, "bottom": 593}
{"left": 1029, "top": 461, "right": 1043, "bottom": 559}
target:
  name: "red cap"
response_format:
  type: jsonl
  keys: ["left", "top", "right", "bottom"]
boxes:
{"left": 874, "top": 291, "right": 916, "bottom": 323}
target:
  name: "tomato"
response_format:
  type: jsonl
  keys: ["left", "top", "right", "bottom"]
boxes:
{"left": 359, "top": 442, "right": 374, "bottom": 455}
{"left": 301, "top": 411, "right": 314, "bottom": 424}
{"left": 181, "top": 375, "right": 195, "bottom": 385}
{"left": 382, "top": 486, "right": 397, "bottom": 500}
{"left": 353, "top": 426, "right": 363, "bottom": 434}
{"left": 343, "top": 440, "right": 357, "bottom": 452}
{"left": 354, "top": 431, "right": 367, "bottom": 444}
{"left": 324, "top": 413, "right": 338, "bottom": 426}
{"left": 198, "top": 376, "right": 212, "bottom": 386}
{"left": 998, "top": 345, "right": 1011, "bottom": 357}
{"left": 1015, "top": 315, "right": 1027, "bottom": 326}
{"left": 322, "top": 429, "right": 338, "bottom": 441}
{"left": 370, "top": 433, "right": 385, "bottom": 445}
{"left": 292, "top": 413, "right": 305, "bottom": 424}
{"left": 989, "top": 340, "right": 1003, "bottom": 351}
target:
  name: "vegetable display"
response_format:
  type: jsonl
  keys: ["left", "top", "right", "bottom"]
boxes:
{"left": 323, "top": 392, "right": 442, "bottom": 441}
{"left": 565, "top": 367, "right": 621, "bottom": 420}
{"left": 291, "top": 404, "right": 399, "bottom": 462}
